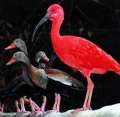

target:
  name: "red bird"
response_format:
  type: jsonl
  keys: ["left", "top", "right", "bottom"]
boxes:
{"left": 32, "top": 4, "right": 120, "bottom": 111}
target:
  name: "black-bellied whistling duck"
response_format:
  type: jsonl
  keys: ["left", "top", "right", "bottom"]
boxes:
{"left": 5, "top": 38, "right": 33, "bottom": 89}
{"left": 5, "top": 39, "right": 84, "bottom": 89}
{"left": 5, "top": 38, "right": 28, "bottom": 56}
{"left": 36, "top": 51, "right": 84, "bottom": 88}
{"left": 5, "top": 38, "right": 49, "bottom": 62}
{"left": 7, "top": 51, "right": 48, "bottom": 89}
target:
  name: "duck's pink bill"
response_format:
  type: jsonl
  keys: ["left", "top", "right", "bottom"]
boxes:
{"left": 43, "top": 56, "right": 49, "bottom": 62}
{"left": 5, "top": 43, "right": 16, "bottom": 50}
{"left": 6, "top": 58, "right": 16, "bottom": 65}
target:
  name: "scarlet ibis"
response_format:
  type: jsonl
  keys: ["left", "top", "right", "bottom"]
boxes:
{"left": 5, "top": 38, "right": 35, "bottom": 88}
{"left": 32, "top": 4, "right": 120, "bottom": 111}
{"left": 5, "top": 39, "right": 84, "bottom": 89}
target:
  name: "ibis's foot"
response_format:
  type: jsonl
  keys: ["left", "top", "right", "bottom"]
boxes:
{"left": 70, "top": 106, "right": 92, "bottom": 117}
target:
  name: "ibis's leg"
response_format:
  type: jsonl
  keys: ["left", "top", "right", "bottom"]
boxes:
{"left": 86, "top": 80, "right": 94, "bottom": 109}
{"left": 71, "top": 77, "right": 94, "bottom": 117}
{"left": 83, "top": 78, "right": 94, "bottom": 110}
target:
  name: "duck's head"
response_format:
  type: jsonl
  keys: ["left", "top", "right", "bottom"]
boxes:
{"left": 5, "top": 38, "right": 28, "bottom": 55}
{"left": 6, "top": 51, "right": 29, "bottom": 65}
{"left": 35, "top": 51, "right": 49, "bottom": 63}
{"left": 32, "top": 4, "right": 64, "bottom": 42}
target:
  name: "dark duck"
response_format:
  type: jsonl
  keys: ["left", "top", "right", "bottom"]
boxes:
{"left": 7, "top": 51, "right": 48, "bottom": 89}
{"left": 5, "top": 38, "right": 84, "bottom": 89}
{"left": 35, "top": 51, "right": 84, "bottom": 88}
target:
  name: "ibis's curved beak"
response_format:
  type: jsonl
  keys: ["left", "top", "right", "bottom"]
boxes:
{"left": 6, "top": 57, "right": 16, "bottom": 65}
{"left": 5, "top": 43, "right": 16, "bottom": 50}
{"left": 32, "top": 12, "right": 51, "bottom": 42}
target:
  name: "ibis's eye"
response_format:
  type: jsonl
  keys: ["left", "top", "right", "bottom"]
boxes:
{"left": 51, "top": 8, "right": 59, "bottom": 13}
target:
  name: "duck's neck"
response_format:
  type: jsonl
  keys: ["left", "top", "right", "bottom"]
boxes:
{"left": 50, "top": 18, "right": 63, "bottom": 47}
{"left": 28, "top": 64, "right": 38, "bottom": 78}
{"left": 24, "top": 56, "right": 30, "bottom": 67}
{"left": 29, "top": 64, "right": 36, "bottom": 73}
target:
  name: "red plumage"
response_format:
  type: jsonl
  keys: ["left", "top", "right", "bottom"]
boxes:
{"left": 32, "top": 4, "right": 120, "bottom": 111}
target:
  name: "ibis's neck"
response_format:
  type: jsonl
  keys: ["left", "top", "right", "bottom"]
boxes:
{"left": 51, "top": 18, "right": 63, "bottom": 44}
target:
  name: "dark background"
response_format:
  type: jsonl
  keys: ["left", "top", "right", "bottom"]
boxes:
{"left": 0, "top": 0, "right": 120, "bottom": 112}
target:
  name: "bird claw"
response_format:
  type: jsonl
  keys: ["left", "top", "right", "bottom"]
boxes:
{"left": 70, "top": 106, "right": 92, "bottom": 117}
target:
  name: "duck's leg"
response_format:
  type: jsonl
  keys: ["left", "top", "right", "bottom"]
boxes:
{"left": 56, "top": 94, "right": 61, "bottom": 112}
{"left": 52, "top": 93, "right": 61, "bottom": 112}
{"left": 29, "top": 98, "right": 36, "bottom": 112}
{"left": 20, "top": 97, "right": 26, "bottom": 112}
{"left": 39, "top": 96, "right": 47, "bottom": 112}
{"left": 0, "top": 102, "right": 4, "bottom": 112}
{"left": 15, "top": 100, "right": 21, "bottom": 112}
{"left": 24, "top": 96, "right": 40, "bottom": 111}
